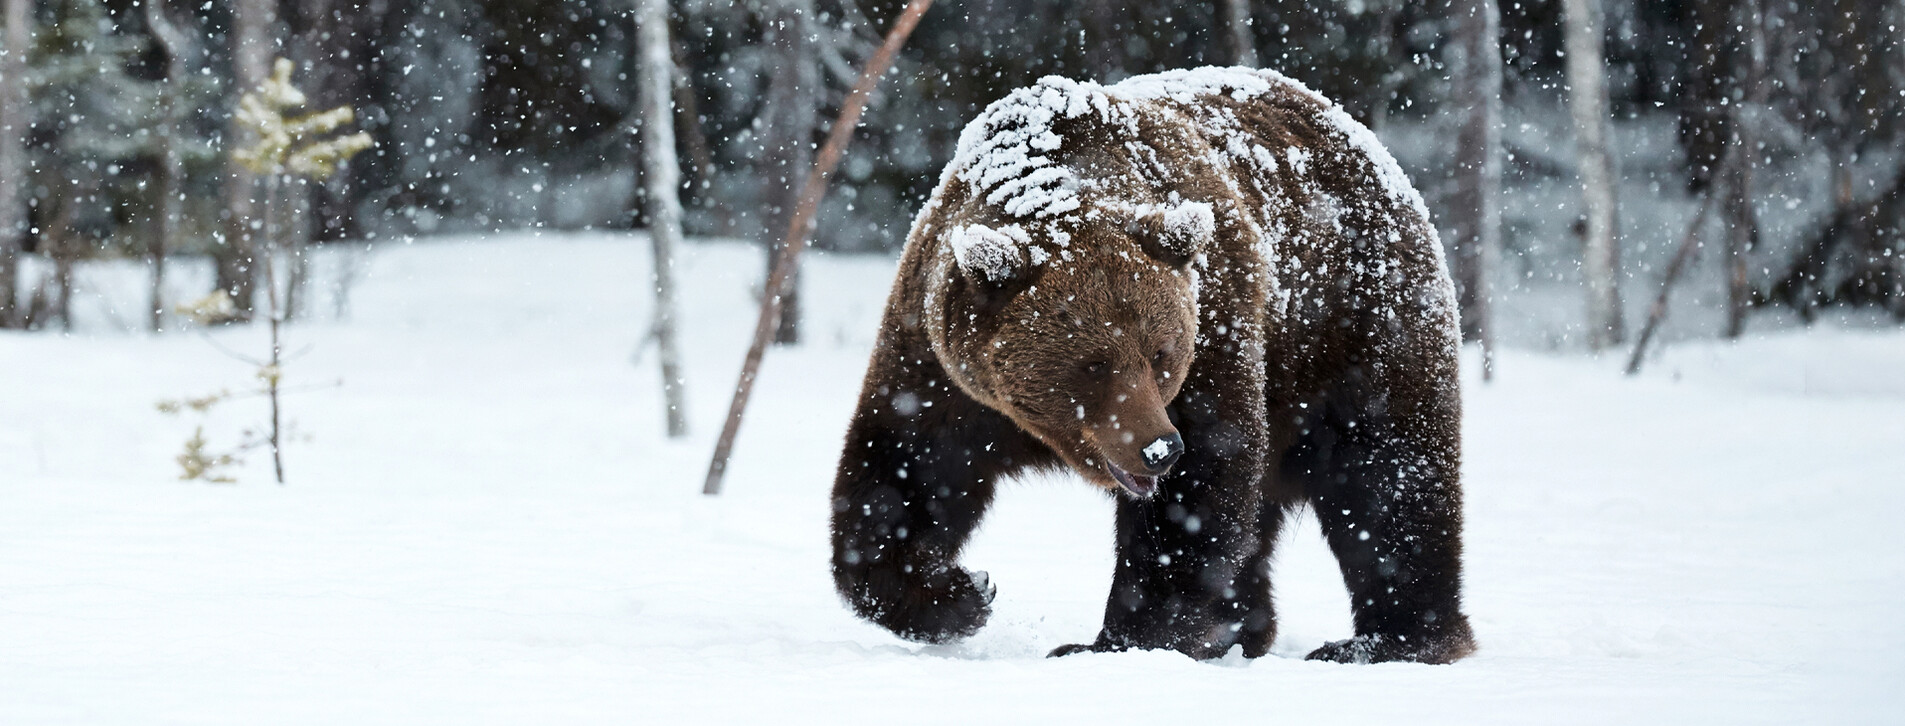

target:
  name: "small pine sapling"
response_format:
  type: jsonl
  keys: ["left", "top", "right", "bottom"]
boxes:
{"left": 161, "top": 58, "right": 370, "bottom": 485}
{"left": 157, "top": 381, "right": 244, "bottom": 484}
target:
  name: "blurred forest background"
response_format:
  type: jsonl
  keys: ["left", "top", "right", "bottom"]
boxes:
{"left": 0, "top": 0, "right": 1899, "bottom": 351}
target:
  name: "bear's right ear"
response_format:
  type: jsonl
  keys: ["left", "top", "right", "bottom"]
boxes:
{"left": 1125, "top": 200, "right": 1215, "bottom": 267}
{"left": 948, "top": 223, "right": 1028, "bottom": 284}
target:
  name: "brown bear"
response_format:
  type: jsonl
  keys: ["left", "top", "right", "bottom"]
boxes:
{"left": 829, "top": 66, "right": 1475, "bottom": 664}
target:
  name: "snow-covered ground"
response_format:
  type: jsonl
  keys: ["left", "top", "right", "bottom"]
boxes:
{"left": 2, "top": 232, "right": 1901, "bottom": 723}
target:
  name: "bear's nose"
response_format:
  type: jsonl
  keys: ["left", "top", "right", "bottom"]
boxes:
{"left": 1141, "top": 432, "right": 1184, "bottom": 472}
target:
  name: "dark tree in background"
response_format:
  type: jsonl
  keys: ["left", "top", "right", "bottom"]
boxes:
{"left": 0, "top": 0, "right": 27, "bottom": 328}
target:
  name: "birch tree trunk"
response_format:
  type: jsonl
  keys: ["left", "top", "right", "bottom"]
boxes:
{"left": 217, "top": 0, "right": 279, "bottom": 322}
{"left": 760, "top": 0, "right": 817, "bottom": 345}
{"left": 1563, "top": 0, "right": 1625, "bottom": 349}
{"left": 1225, "top": 0, "right": 1258, "bottom": 67}
{"left": 0, "top": 0, "right": 29, "bottom": 328}
{"left": 637, "top": 0, "right": 689, "bottom": 438}
{"left": 1448, "top": 0, "right": 1503, "bottom": 376}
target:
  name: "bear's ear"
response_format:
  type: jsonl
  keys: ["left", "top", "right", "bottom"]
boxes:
{"left": 1125, "top": 200, "right": 1215, "bottom": 267}
{"left": 948, "top": 223, "right": 1029, "bottom": 284}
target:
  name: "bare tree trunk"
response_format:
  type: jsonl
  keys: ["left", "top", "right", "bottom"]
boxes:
{"left": 760, "top": 0, "right": 817, "bottom": 345}
{"left": 1721, "top": 144, "right": 1759, "bottom": 337}
{"left": 1225, "top": 0, "right": 1258, "bottom": 67}
{"left": 638, "top": 0, "right": 689, "bottom": 438}
{"left": 44, "top": 177, "right": 82, "bottom": 332}
{"left": 1833, "top": 150, "right": 1855, "bottom": 208}
{"left": 1563, "top": 0, "right": 1625, "bottom": 349}
{"left": 217, "top": 0, "right": 280, "bottom": 322}
{"left": 1448, "top": 0, "right": 1503, "bottom": 378}
{"left": 151, "top": 125, "right": 175, "bottom": 332}
{"left": 54, "top": 247, "right": 74, "bottom": 333}
{"left": 145, "top": 0, "right": 202, "bottom": 333}
{"left": 1722, "top": 0, "right": 1766, "bottom": 339}
{"left": 0, "top": 0, "right": 29, "bottom": 329}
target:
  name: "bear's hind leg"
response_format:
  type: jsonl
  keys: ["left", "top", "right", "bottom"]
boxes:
{"left": 1298, "top": 416, "right": 1475, "bottom": 664}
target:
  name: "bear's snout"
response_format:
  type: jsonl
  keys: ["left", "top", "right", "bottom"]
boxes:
{"left": 1081, "top": 363, "right": 1186, "bottom": 497}
{"left": 1141, "top": 432, "right": 1184, "bottom": 472}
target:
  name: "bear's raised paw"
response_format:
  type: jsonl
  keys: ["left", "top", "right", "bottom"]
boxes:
{"left": 853, "top": 566, "right": 996, "bottom": 645}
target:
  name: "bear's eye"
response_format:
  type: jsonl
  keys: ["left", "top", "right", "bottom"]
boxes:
{"left": 1153, "top": 348, "right": 1169, "bottom": 365}
{"left": 1082, "top": 359, "right": 1108, "bottom": 376}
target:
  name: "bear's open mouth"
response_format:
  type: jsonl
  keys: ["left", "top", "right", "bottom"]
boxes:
{"left": 1106, "top": 463, "right": 1159, "bottom": 498}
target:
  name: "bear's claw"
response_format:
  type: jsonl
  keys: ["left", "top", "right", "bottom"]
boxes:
{"left": 973, "top": 570, "right": 997, "bottom": 605}
{"left": 1047, "top": 642, "right": 1115, "bottom": 657}
{"left": 866, "top": 566, "right": 994, "bottom": 645}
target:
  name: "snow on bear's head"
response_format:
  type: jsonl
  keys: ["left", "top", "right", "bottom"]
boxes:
{"left": 945, "top": 200, "right": 1212, "bottom": 284}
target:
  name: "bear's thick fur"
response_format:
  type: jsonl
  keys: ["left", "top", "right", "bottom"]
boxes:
{"left": 829, "top": 67, "right": 1475, "bottom": 663}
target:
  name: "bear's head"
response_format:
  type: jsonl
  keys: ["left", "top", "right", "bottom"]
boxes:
{"left": 929, "top": 198, "right": 1215, "bottom": 498}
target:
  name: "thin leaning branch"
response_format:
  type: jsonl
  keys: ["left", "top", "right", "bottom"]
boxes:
{"left": 1625, "top": 145, "right": 1735, "bottom": 375}
{"left": 703, "top": 0, "right": 936, "bottom": 496}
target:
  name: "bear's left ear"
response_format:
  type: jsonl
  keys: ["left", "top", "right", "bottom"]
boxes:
{"left": 1125, "top": 200, "right": 1215, "bottom": 267}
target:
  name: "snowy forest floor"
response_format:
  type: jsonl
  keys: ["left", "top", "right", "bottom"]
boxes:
{"left": 2, "top": 232, "right": 1901, "bottom": 723}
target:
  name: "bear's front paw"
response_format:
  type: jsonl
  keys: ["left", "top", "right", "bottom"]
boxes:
{"left": 1305, "top": 628, "right": 1475, "bottom": 665}
{"left": 849, "top": 566, "right": 997, "bottom": 645}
